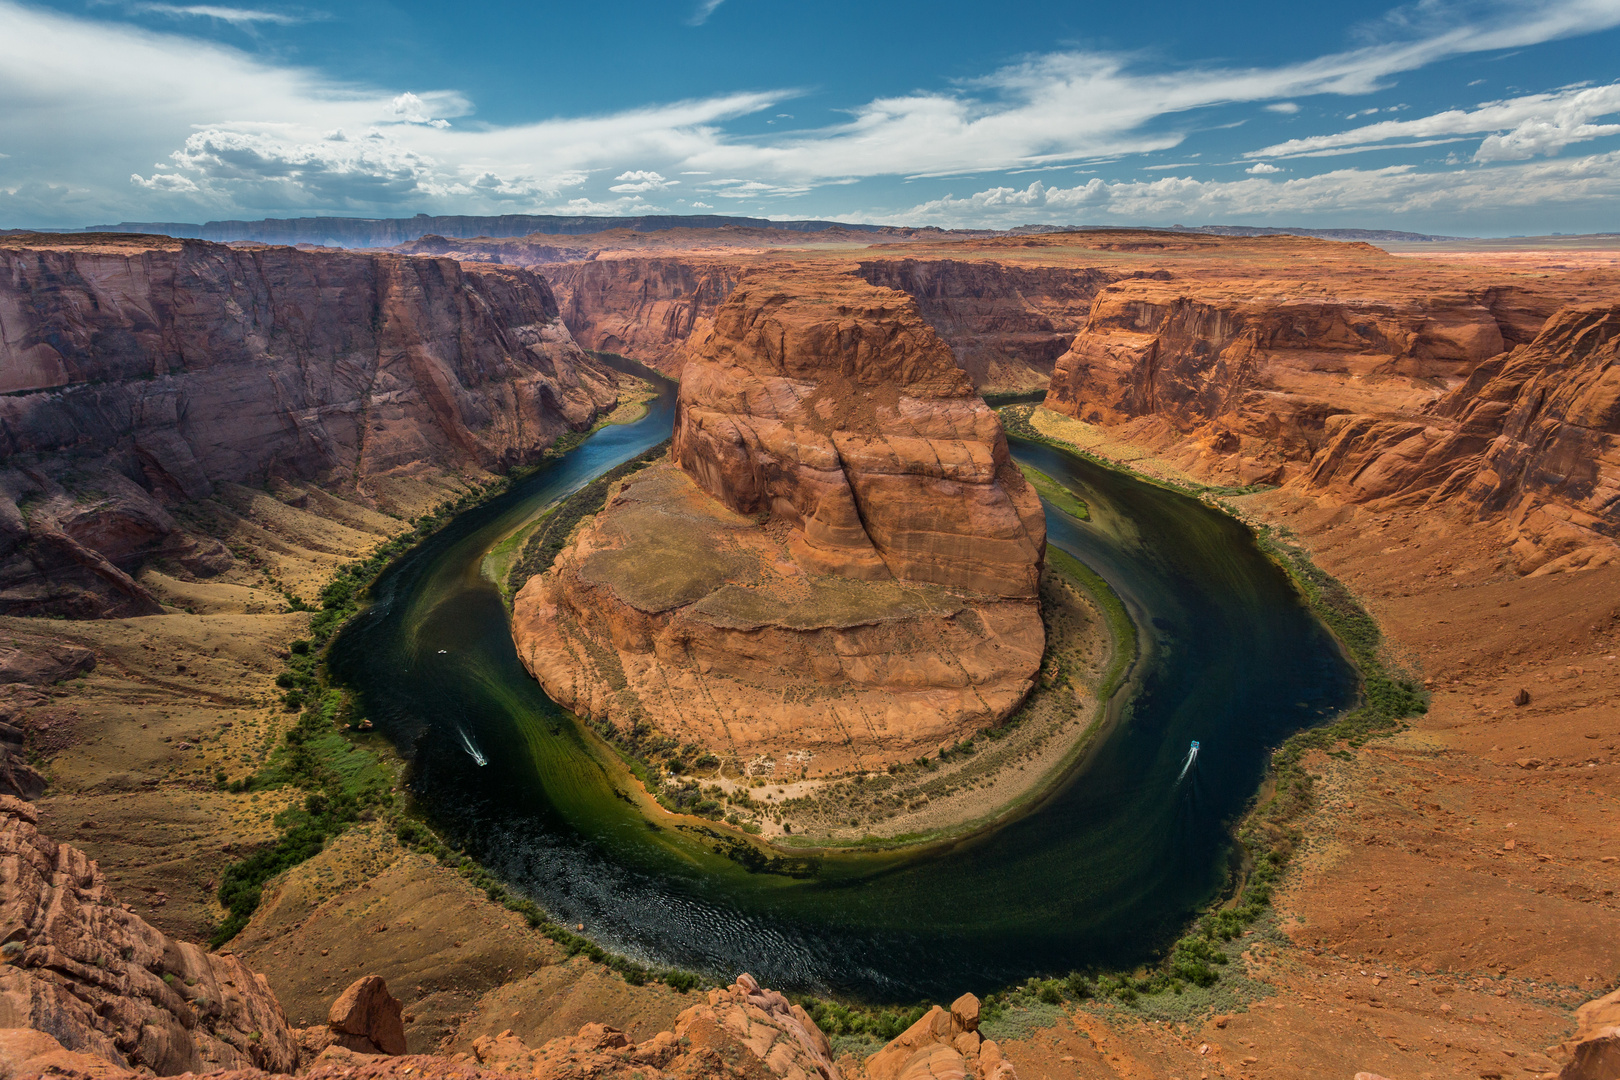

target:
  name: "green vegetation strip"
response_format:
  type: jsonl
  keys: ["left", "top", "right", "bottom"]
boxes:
{"left": 504, "top": 440, "right": 669, "bottom": 596}
{"left": 209, "top": 457, "right": 704, "bottom": 993}
{"left": 1017, "top": 462, "right": 1090, "bottom": 520}
{"left": 957, "top": 402, "right": 1430, "bottom": 1019}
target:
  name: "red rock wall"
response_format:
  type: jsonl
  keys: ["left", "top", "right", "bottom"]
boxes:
{"left": 544, "top": 258, "right": 741, "bottom": 374}
{"left": 673, "top": 276, "right": 1046, "bottom": 598}
{"left": 853, "top": 258, "right": 1121, "bottom": 391}
{"left": 0, "top": 238, "right": 618, "bottom": 616}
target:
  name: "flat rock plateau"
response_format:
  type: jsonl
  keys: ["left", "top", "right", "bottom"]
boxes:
{"left": 0, "top": 224, "right": 1615, "bottom": 1080}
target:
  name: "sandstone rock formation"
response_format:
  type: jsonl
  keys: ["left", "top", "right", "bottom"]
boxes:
{"left": 547, "top": 257, "right": 741, "bottom": 374}
{"left": 473, "top": 973, "right": 840, "bottom": 1080}
{"left": 0, "top": 794, "right": 299, "bottom": 1074}
{"left": 853, "top": 259, "right": 1118, "bottom": 391}
{"left": 327, "top": 976, "right": 407, "bottom": 1056}
{"left": 673, "top": 278, "right": 1045, "bottom": 596}
{"left": 1548, "top": 987, "right": 1620, "bottom": 1079}
{"left": 0, "top": 234, "right": 620, "bottom": 617}
{"left": 1043, "top": 276, "right": 1620, "bottom": 571}
{"left": 514, "top": 276, "right": 1045, "bottom": 773}
{"left": 1304, "top": 304, "right": 1620, "bottom": 574}
{"left": 863, "top": 993, "right": 1012, "bottom": 1080}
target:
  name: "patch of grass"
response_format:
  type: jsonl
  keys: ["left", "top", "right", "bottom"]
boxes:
{"left": 1017, "top": 461, "right": 1090, "bottom": 520}
{"left": 505, "top": 441, "right": 669, "bottom": 596}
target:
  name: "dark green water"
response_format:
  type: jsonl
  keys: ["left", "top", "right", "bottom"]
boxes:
{"left": 327, "top": 382, "right": 1358, "bottom": 1002}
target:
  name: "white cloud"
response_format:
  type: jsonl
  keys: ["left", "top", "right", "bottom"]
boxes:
{"left": 688, "top": 0, "right": 724, "bottom": 26}
{"left": 690, "top": 201, "right": 713, "bottom": 208}
{"left": 130, "top": 3, "right": 305, "bottom": 25}
{"left": 6, "top": 0, "right": 1620, "bottom": 225}
{"left": 1265, "top": 102, "right": 1301, "bottom": 113}
{"left": 609, "top": 169, "right": 678, "bottom": 192}
{"left": 895, "top": 150, "right": 1620, "bottom": 226}
{"left": 1250, "top": 81, "right": 1620, "bottom": 161}
{"left": 1246, "top": 162, "right": 1282, "bottom": 173}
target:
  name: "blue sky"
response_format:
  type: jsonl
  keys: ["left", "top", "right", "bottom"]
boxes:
{"left": 3, "top": 0, "right": 1620, "bottom": 233}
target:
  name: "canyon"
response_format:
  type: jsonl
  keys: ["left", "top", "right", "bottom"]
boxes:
{"left": 0, "top": 224, "right": 1614, "bottom": 1080}
{"left": 511, "top": 274, "right": 1049, "bottom": 779}
{"left": 0, "top": 233, "right": 621, "bottom": 619}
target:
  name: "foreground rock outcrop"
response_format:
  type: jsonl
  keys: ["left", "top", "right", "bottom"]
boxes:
{"left": 0, "top": 234, "right": 619, "bottom": 617}
{"left": 0, "top": 798, "right": 1020, "bottom": 1080}
{"left": 0, "top": 794, "right": 299, "bottom": 1073}
{"left": 514, "top": 276, "right": 1045, "bottom": 774}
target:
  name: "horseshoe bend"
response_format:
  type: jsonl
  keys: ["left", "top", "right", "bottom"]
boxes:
{"left": 509, "top": 275, "right": 1069, "bottom": 806}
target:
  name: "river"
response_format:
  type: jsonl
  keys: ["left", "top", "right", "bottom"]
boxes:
{"left": 327, "top": 377, "right": 1358, "bottom": 1002}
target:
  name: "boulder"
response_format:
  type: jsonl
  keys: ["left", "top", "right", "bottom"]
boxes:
{"left": 1553, "top": 987, "right": 1620, "bottom": 1079}
{"left": 329, "top": 975, "right": 408, "bottom": 1056}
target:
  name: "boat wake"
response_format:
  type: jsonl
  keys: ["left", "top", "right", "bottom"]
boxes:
{"left": 459, "top": 728, "right": 488, "bottom": 766}
{"left": 1177, "top": 740, "right": 1200, "bottom": 783}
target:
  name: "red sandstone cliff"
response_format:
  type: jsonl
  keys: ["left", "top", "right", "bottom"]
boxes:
{"left": 544, "top": 257, "right": 741, "bottom": 374}
{"left": 513, "top": 275, "right": 1046, "bottom": 773}
{"left": 853, "top": 259, "right": 1121, "bottom": 391}
{"left": 1303, "top": 304, "right": 1620, "bottom": 573}
{"left": 0, "top": 235, "right": 619, "bottom": 617}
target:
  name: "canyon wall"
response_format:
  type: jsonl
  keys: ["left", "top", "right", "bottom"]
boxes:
{"left": 1042, "top": 276, "right": 1618, "bottom": 571}
{"left": 513, "top": 275, "right": 1046, "bottom": 774}
{"left": 545, "top": 257, "right": 741, "bottom": 374}
{"left": 852, "top": 258, "right": 1118, "bottom": 391}
{"left": 1304, "top": 303, "right": 1620, "bottom": 573}
{"left": 0, "top": 235, "right": 619, "bottom": 617}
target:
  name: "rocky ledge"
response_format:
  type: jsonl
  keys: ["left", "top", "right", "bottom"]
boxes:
{"left": 0, "top": 796, "right": 1020, "bottom": 1080}
{"left": 513, "top": 275, "right": 1045, "bottom": 776}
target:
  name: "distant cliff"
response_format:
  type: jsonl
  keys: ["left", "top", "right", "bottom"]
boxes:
{"left": 0, "top": 234, "right": 619, "bottom": 616}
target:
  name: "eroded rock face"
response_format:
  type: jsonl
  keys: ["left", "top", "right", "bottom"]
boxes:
{"left": 0, "top": 795, "right": 299, "bottom": 1075}
{"left": 853, "top": 259, "right": 1121, "bottom": 391}
{"left": 473, "top": 973, "right": 840, "bottom": 1080}
{"left": 1302, "top": 304, "right": 1620, "bottom": 573}
{"left": 546, "top": 257, "right": 742, "bottom": 375}
{"left": 1045, "top": 280, "right": 1511, "bottom": 432}
{"left": 515, "top": 276, "right": 1045, "bottom": 773}
{"left": 0, "top": 235, "right": 619, "bottom": 616}
{"left": 1042, "top": 278, "right": 1620, "bottom": 571}
{"left": 674, "top": 277, "right": 1045, "bottom": 597}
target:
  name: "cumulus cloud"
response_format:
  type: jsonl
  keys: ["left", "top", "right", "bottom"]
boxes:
{"left": 1246, "top": 162, "right": 1282, "bottom": 173}
{"left": 895, "top": 151, "right": 1620, "bottom": 226}
{"left": 609, "top": 170, "right": 678, "bottom": 192}
{"left": 1250, "top": 81, "right": 1620, "bottom": 161}
{"left": 6, "top": 0, "right": 1620, "bottom": 225}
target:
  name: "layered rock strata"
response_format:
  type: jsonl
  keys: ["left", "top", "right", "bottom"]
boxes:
{"left": 1303, "top": 304, "right": 1620, "bottom": 573}
{"left": 515, "top": 276, "right": 1045, "bottom": 773}
{"left": 1043, "top": 278, "right": 1620, "bottom": 570}
{"left": 0, "top": 235, "right": 619, "bottom": 616}
{"left": 853, "top": 259, "right": 1119, "bottom": 391}
{"left": 0, "top": 794, "right": 300, "bottom": 1074}
{"left": 545, "top": 257, "right": 742, "bottom": 374}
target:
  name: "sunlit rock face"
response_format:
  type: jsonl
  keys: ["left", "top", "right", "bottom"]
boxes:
{"left": 0, "top": 234, "right": 618, "bottom": 616}
{"left": 513, "top": 274, "right": 1046, "bottom": 775}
